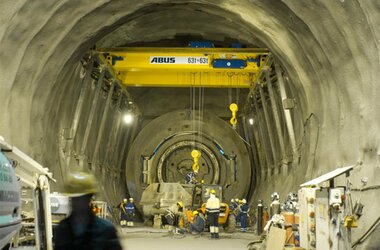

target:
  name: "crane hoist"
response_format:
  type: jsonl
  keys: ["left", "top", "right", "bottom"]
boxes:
{"left": 96, "top": 47, "right": 269, "bottom": 88}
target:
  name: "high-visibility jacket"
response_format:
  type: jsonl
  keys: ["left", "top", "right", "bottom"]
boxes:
{"left": 126, "top": 202, "right": 135, "bottom": 214}
{"left": 206, "top": 195, "right": 220, "bottom": 214}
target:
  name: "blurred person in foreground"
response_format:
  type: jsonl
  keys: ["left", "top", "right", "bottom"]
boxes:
{"left": 54, "top": 171, "right": 122, "bottom": 250}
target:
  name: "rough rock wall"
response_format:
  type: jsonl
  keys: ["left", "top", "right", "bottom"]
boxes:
{"left": 0, "top": 0, "right": 379, "bottom": 247}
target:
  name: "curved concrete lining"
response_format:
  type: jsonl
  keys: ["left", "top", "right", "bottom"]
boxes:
{"left": 0, "top": 1, "right": 379, "bottom": 247}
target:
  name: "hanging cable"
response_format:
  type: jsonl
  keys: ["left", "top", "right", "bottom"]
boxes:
{"left": 236, "top": 87, "right": 240, "bottom": 108}
{"left": 192, "top": 73, "right": 196, "bottom": 150}
{"left": 198, "top": 84, "right": 205, "bottom": 146}
{"left": 228, "top": 74, "right": 232, "bottom": 106}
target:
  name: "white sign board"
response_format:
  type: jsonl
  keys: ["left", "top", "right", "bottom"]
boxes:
{"left": 150, "top": 56, "right": 209, "bottom": 65}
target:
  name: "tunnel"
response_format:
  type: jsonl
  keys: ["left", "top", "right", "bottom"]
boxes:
{"left": 0, "top": 1, "right": 379, "bottom": 249}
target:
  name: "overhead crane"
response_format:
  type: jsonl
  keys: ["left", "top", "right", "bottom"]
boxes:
{"left": 96, "top": 47, "right": 269, "bottom": 88}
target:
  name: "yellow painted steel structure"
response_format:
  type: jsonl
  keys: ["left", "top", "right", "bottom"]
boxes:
{"left": 97, "top": 47, "right": 269, "bottom": 88}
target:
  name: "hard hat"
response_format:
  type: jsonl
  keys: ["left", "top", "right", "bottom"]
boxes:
{"left": 238, "top": 199, "right": 243, "bottom": 203}
{"left": 271, "top": 192, "right": 280, "bottom": 201}
{"left": 193, "top": 210, "right": 199, "bottom": 216}
{"left": 242, "top": 199, "right": 247, "bottom": 204}
{"left": 235, "top": 198, "right": 239, "bottom": 202}
{"left": 210, "top": 189, "right": 216, "bottom": 194}
{"left": 231, "top": 199, "right": 235, "bottom": 202}
{"left": 177, "top": 201, "right": 183, "bottom": 208}
{"left": 123, "top": 198, "right": 127, "bottom": 203}
{"left": 64, "top": 171, "right": 97, "bottom": 197}
{"left": 129, "top": 197, "right": 134, "bottom": 202}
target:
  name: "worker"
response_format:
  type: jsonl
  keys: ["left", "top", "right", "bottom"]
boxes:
{"left": 185, "top": 170, "right": 198, "bottom": 184}
{"left": 163, "top": 201, "right": 185, "bottom": 234}
{"left": 189, "top": 210, "right": 205, "bottom": 234}
{"left": 229, "top": 198, "right": 238, "bottom": 211}
{"left": 235, "top": 199, "right": 243, "bottom": 227}
{"left": 54, "top": 171, "right": 122, "bottom": 249}
{"left": 176, "top": 201, "right": 187, "bottom": 234}
{"left": 206, "top": 189, "right": 220, "bottom": 239}
{"left": 270, "top": 192, "right": 281, "bottom": 217}
{"left": 240, "top": 199, "right": 250, "bottom": 232}
{"left": 118, "top": 198, "right": 128, "bottom": 227}
{"left": 126, "top": 198, "right": 135, "bottom": 227}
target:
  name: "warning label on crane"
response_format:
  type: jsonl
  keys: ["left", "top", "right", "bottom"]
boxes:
{"left": 150, "top": 56, "right": 209, "bottom": 65}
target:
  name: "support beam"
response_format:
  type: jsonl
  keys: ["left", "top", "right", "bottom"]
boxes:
{"left": 91, "top": 81, "right": 116, "bottom": 170}
{"left": 253, "top": 97, "right": 271, "bottom": 179}
{"left": 242, "top": 116, "right": 261, "bottom": 184}
{"left": 103, "top": 90, "right": 123, "bottom": 166}
{"left": 79, "top": 69, "right": 105, "bottom": 169}
{"left": 274, "top": 62, "right": 298, "bottom": 160}
{"left": 259, "top": 85, "right": 278, "bottom": 174}
{"left": 111, "top": 121, "right": 130, "bottom": 178}
{"left": 64, "top": 59, "right": 94, "bottom": 167}
{"left": 97, "top": 47, "right": 269, "bottom": 88}
{"left": 265, "top": 69, "right": 288, "bottom": 174}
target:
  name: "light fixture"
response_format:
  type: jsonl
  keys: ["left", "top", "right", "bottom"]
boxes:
{"left": 123, "top": 113, "right": 133, "bottom": 124}
{"left": 249, "top": 118, "right": 254, "bottom": 125}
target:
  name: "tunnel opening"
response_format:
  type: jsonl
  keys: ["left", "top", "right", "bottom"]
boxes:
{"left": 2, "top": 1, "right": 379, "bottom": 247}
{"left": 50, "top": 2, "right": 308, "bottom": 213}
{"left": 57, "top": 42, "right": 305, "bottom": 221}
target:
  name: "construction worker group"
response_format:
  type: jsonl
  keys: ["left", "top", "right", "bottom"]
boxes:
{"left": 55, "top": 171, "right": 251, "bottom": 248}
{"left": 157, "top": 189, "right": 251, "bottom": 239}
{"left": 229, "top": 198, "right": 250, "bottom": 232}
{"left": 119, "top": 197, "right": 135, "bottom": 227}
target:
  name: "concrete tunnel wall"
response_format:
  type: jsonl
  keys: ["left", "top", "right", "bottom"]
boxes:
{"left": 0, "top": 0, "right": 379, "bottom": 247}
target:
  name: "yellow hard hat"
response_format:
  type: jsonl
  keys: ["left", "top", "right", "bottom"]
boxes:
{"left": 129, "top": 197, "right": 134, "bottom": 202}
{"left": 64, "top": 171, "right": 98, "bottom": 197}
{"left": 210, "top": 189, "right": 216, "bottom": 194}
{"left": 193, "top": 210, "right": 199, "bottom": 216}
{"left": 177, "top": 201, "right": 184, "bottom": 208}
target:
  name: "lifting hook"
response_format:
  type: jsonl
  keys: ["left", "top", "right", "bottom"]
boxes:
{"left": 191, "top": 150, "right": 201, "bottom": 173}
{"left": 229, "top": 103, "right": 238, "bottom": 128}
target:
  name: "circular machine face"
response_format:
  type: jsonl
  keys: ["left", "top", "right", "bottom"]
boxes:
{"left": 157, "top": 140, "right": 220, "bottom": 184}
{"left": 125, "top": 110, "right": 252, "bottom": 205}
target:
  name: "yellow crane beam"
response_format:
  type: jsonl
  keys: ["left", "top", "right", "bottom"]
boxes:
{"left": 97, "top": 47, "right": 269, "bottom": 88}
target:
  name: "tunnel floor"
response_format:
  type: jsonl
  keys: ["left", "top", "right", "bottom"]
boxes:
{"left": 119, "top": 226, "right": 256, "bottom": 250}
{"left": 11, "top": 226, "right": 259, "bottom": 250}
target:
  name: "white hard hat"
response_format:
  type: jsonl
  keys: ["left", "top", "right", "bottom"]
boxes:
{"left": 231, "top": 199, "right": 235, "bottom": 202}
{"left": 129, "top": 197, "right": 134, "bottom": 202}
{"left": 242, "top": 199, "right": 247, "bottom": 204}
{"left": 123, "top": 198, "right": 127, "bottom": 203}
{"left": 271, "top": 192, "right": 280, "bottom": 201}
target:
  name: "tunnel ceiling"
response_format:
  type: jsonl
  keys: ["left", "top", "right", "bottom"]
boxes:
{"left": 95, "top": 3, "right": 264, "bottom": 48}
{"left": 95, "top": 2, "right": 262, "bottom": 120}
{"left": 0, "top": 1, "right": 379, "bottom": 247}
